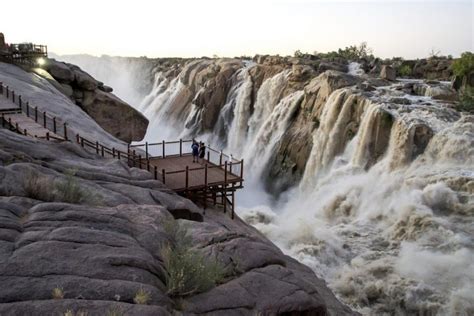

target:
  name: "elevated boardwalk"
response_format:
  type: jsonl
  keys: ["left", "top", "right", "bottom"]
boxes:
{"left": 0, "top": 81, "right": 243, "bottom": 218}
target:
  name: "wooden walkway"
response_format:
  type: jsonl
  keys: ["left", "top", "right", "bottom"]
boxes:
{"left": 149, "top": 155, "right": 242, "bottom": 191}
{"left": 0, "top": 87, "right": 65, "bottom": 140}
{"left": 0, "top": 81, "right": 243, "bottom": 219}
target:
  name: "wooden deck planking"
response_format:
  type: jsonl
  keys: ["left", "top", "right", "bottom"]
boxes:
{"left": 0, "top": 98, "right": 20, "bottom": 112}
{"left": 149, "top": 155, "right": 242, "bottom": 191}
{"left": 2, "top": 113, "right": 63, "bottom": 139}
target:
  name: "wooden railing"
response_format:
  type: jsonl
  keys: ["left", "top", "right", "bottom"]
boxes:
{"left": 0, "top": 82, "right": 244, "bottom": 192}
{"left": 130, "top": 140, "right": 243, "bottom": 178}
{"left": 0, "top": 82, "right": 69, "bottom": 140}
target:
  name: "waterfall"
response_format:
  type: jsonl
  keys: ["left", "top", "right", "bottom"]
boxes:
{"left": 247, "top": 70, "right": 290, "bottom": 142}
{"left": 226, "top": 69, "right": 253, "bottom": 154}
{"left": 244, "top": 90, "right": 304, "bottom": 181}
{"left": 76, "top": 56, "right": 473, "bottom": 315}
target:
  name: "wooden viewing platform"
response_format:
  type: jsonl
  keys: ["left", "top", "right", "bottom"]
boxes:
{"left": 0, "top": 82, "right": 243, "bottom": 219}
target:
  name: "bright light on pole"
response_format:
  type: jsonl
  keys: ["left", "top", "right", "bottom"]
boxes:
{"left": 37, "top": 57, "right": 46, "bottom": 66}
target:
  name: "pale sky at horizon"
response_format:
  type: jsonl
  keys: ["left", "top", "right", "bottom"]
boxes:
{"left": 1, "top": 0, "right": 472, "bottom": 59}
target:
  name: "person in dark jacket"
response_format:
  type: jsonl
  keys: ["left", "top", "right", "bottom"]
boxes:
{"left": 191, "top": 141, "right": 199, "bottom": 163}
{"left": 199, "top": 142, "right": 206, "bottom": 160}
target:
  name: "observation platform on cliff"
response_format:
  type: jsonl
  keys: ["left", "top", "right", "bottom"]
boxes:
{"left": 128, "top": 141, "right": 244, "bottom": 217}
{"left": 0, "top": 81, "right": 243, "bottom": 219}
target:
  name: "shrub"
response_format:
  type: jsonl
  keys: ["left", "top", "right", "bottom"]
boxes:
{"left": 397, "top": 64, "right": 412, "bottom": 77}
{"left": 22, "top": 168, "right": 102, "bottom": 205}
{"left": 458, "top": 86, "right": 474, "bottom": 113}
{"left": 452, "top": 52, "right": 474, "bottom": 77}
{"left": 54, "top": 169, "right": 86, "bottom": 204}
{"left": 52, "top": 287, "right": 64, "bottom": 299}
{"left": 22, "top": 171, "right": 56, "bottom": 201}
{"left": 133, "top": 288, "right": 150, "bottom": 305}
{"left": 106, "top": 307, "right": 125, "bottom": 316}
{"left": 161, "top": 219, "right": 225, "bottom": 297}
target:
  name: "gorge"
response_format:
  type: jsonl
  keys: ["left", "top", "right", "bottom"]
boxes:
{"left": 52, "top": 54, "right": 473, "bottom": 315}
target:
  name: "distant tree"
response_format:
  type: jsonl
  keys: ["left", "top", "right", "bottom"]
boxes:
{"left": 429, "top": 48, "right": 441, "bottom": 58}
{"left": 397, "top": 64, "right": 413, "bottom": 77}
{"left": 294, "top": 50, "right": 304, "bottom": 58}
{"left": 452, "top": 52, "right": 474, "bottom": 77}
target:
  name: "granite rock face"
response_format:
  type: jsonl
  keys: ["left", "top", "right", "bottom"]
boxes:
{"left": 40, "top": 59, "right": 148, "bottom": 143}
{"left": 0, "top": 127, "right": 354, "bottom": 315}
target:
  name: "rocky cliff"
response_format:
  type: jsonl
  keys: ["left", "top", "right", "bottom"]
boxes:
{"left": 0, "top": 61, "right": 354, "bottom": 315}
{"left": 34, "top": 59, "right": 149, "bottom": 143}
{"left": 136, "top": 55, "right": 460, "bottom": 194}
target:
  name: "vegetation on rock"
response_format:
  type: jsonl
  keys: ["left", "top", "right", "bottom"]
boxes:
{"left": 452, "top": 52, "right": 474, "bottom": 77}
{"left": 133, "top": 288, "right": 151, "bottom": 305}
{"left": 22, "top": 168, "right": 102, "bottom": 204}
{"left": 161, "top": 218, "right": 224, "bottom": 297}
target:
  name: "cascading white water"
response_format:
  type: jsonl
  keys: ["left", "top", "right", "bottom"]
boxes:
{"left": 244, "top": 90, "right": 304, "bottom": 181}
{"left": 247, "top": 70, "right": 290, "bottom": 142}
{"left": 73, "top": 56, "right": 473, "bottom": 315}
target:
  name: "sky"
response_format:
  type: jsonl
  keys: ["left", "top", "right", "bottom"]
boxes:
{"left": 0, "top": 0, "right": 472, "bottom": 59}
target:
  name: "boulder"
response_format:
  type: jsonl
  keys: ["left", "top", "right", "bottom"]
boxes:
{"left": 73, "top": 69, "right": 98, "bottom": 91}
{"left": 380, "top": 65, "right": 396, "bottom": 81}
{"left": 318, "top": 61, "right": 348, "bottom": 73}
{"left": 60, "top": 83, "right": 74, "bottom": 98}
{"left": 44, "top": 59, "right": 74, "bottom": 83}
{"left": 99, "top": 85, "right": 113, "bottom": 93}
{"left": 81, "top": 89, "right": 148, "bottom": 142}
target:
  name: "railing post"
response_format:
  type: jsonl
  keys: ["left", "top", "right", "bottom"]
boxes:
{"left": 26, "top": 102, "right": 29, "bottom": 117}
{"left": 147, "top": 158, "right": 150, "bottom": 171}
{"left": 219, "top": 151, "right": 223, "bottom": 166}
{"left": 0, "top": 83, "right": 3, "bottom": 95}
{"left": 162, "top": 140, "right": 165, "bottom": 158}
{"left": 145, "top": 142, "right": 149, "bottom": 160}
{"left": 15, "top": 122, "right": 19, "bottom": 132}
{"left": 132, "top": 150, "right": 136, "bottom": 167}
{"left": 179, "top": 139, "right": 182, "bottom": 156}
{"left": 207, "top": 151, "right": 210, "bottom": 162}
{"left": 63, "top": 123, "right": 68, "bottom": 140}
{"left": 224, "top": 161, "right": 228, "bottom": 213}
{"left": 112, "top": 148, "right": 116, "bottom": 158}
{"left": 53, "top": 117, "right": 57, "bottom": 133}
{"left": 231, "top": 187, "right": 235, "bottom": 219}
{"left": 185, "top": 166, "right": 189, "bottom": 191}
{"left": 138, "top": 155, "right": 142, "bottom": 168}
{"left": 76, "top": 133, "right": 80, "bottom": 144}
{"left": 12, "top": 91, "right": 15, "bottom": 103}
{"left": 43, "top": 112, "right": 46, "bottom": 128}
{"left": 23, "top": 129, "right": 27, "bottom": 136}
{"left": 6, "top": 86, "right": 9, "bottom": 98}
{"left": 46, "top": 132, "right": 50, "bottom": 141}
{"left": 229, "top": 161, "right": 233, "bottom": 174}
{"left": 95, "top": 141, "right": 99, "bottom": 154}
{"left": 81, "top": 137, "right": 84, "bottom": 147}
{"left": 204, "top": 164, "right": 208, "bottom": 212}
{"left": 8, "top": 117, "right": 12, "bottom": 130}
{"left": 118, "top": 151, "right": 121, "bottom": 160}
{"left": 101, "top": 145, "right": 105, "bottom": 157}
{"left": 1, "top": 114, "right": 4, "bottom": 127}
{"left": 240, "top": 159, "right": 244, "bottom": 179}
{"left": 19, "top": 96, "right": 22, "bottom": 109}
{"left": 154, "top": 166, "right": 158, "bottom": 180}
{"left": 162, "top": 168, "right": 166, "bottom": 184}
{"left": 35, "top": 107, "right": 38, "bottom": 122}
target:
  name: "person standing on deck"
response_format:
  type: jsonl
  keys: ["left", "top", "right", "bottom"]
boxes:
{"left": 199, "top": 142, "right": 206, "bottom": 161}
{"left": 191, "top": 141, "right": 199, "bottom": 163}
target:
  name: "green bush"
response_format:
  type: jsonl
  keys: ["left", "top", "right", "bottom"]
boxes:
{"left": 452, "top": 52, "right": 474, "bottom": 77}
{"left": 397, "top": 64, "right": 412, "bottom": 77}
{"left": 161, "top": 219, "right": 224, "bottom": 297}
{"left": 458, "top": 86, "right": 474, "bottom": 113}
{"left": 54, "top": 169, "right": 86, "bottom": 204}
